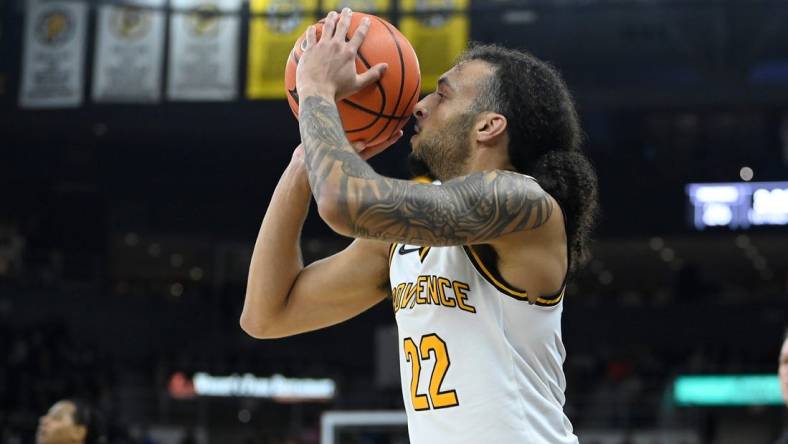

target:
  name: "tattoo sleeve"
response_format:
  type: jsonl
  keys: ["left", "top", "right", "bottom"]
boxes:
{"left": 299, "top": 95, "right": 554, "bottom": 246}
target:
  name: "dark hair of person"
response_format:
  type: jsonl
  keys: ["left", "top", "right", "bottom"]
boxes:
{"left": 68, "top": 399, "right": 107, "bottom": 444}
{"left": 459, "top": 43, "right": 599, "bottom": 270}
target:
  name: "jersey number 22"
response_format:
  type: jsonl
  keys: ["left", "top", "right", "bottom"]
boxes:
{"left": 403, "top": 333, "right": 459, "bottom": 410}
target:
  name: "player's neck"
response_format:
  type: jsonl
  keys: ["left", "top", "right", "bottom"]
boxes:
{"left": 466, "top": 142, "right": 514, "bottom": 174}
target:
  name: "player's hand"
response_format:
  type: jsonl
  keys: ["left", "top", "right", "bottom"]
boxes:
{"left": 296, "top": 8, "right": 387, "bottom": 101}
{"left": 351, "top": 130, "right": 404, "bottom": 160}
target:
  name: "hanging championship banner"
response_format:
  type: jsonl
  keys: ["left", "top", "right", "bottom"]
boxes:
{"left": 19, "top": 0, "right": 88, "bottom": 108}
{"left": 167, "top": 0, "right": 241, "bottom": 101}
{"left": 399, "top": 0, "right": 468, "bottom": 93}
{"left": 93, "top": 0, "right": 166, "bottom": 103}
{"left": 321, "top": 0, "right": 390, "bottom": 15}
{"left": 245, "top": 0, "right": 316, "bottom": 99}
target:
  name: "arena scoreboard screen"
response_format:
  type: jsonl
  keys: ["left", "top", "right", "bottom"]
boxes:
{"left": 686, "top": 181, "right": 788, "bottom": 230}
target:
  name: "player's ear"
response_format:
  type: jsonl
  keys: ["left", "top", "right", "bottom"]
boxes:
{"left": 475, "top": 112, "right": 507, "bottom": 144}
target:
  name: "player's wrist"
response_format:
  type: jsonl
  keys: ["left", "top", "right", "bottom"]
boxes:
{"left": 286, "top": 162, "right": 311, "bottom": 194}
{"left": 285, "top": 169, "right": 312, "bottom": 202}
{"left": 284, "top": 145, "right": 311, "bottom": 194}
{"left": 297, "top": 86, "right": 336, "bottom": 103}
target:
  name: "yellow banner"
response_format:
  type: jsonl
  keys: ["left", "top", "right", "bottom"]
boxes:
{"left": 322, "top": 0, "right": 390, "bottom": 15}
{"left": 399, "top": 0, "right": 468, "bottom": 93}
{"left": 246, "top": 0, "right": 317, "bottom": 99}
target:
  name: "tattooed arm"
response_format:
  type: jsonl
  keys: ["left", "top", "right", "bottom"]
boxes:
{"left": 299, "top": 95, "right": 554, "bottom": 247}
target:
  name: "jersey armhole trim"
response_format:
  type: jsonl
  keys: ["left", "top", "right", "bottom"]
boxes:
{"left": 388, "top": 243, "right": 398, "bottom": 268}
{"left": 418, "top": 246, "right": 431, "bottom": 262}
{"left": 462, "top": 245, "right": 564, "bottom": 307}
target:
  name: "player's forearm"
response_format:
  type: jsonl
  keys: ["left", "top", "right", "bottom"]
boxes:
{"left": 241, "top": 159, "right": 312, "bottom": 338}
{"left": 298, "top": 94, "right": 382, "bottom": 231}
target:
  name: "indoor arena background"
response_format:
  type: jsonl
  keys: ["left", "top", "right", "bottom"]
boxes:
{"left": 2, "top": 0, "right": 788, "bottom": 443}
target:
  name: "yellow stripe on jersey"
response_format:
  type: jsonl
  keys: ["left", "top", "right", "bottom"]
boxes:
{"left": 418, "top": 246, "right": 431, "bottom": 262}
{"left": 464, "top": 245, "right": 563, "bottom": 307}
{"left": 388, "top": 243, "right": 398, "bottom": 268}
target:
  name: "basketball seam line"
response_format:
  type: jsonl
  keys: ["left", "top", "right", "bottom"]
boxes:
{"left": 366, "top": 18, "right": 407, "bottom": 143}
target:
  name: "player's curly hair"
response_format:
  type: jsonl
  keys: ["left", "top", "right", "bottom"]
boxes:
{"left": 69, "top": 399, "right": 107, "bottom": 444}
{"left": 459, "top": 43, "right": 599, "bottom": 270}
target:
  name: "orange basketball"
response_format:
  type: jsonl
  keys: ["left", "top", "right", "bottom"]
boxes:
{"left": 284, "top": 12, "right": 421, "bottom": 147}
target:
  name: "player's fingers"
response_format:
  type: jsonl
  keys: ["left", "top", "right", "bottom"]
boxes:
{"left": 305, "top": 25, "right": 317, "bottom": 49}
{"left": 380, "top": 129, "right": 404, "bottom": 148}
{"left": 360, "top": 138, "right": 397, "bottom": 160}
{"left": 359, "top": 130, "right": 403, "bottom": 160}
{"left": 321, "top": 11, "right": 337, "bottom": 41}
{"left": 348, "top": 16, "right": 370, "bottom": 52}
{"left": 351, "top": 140, "right": 367, "bottom": 153}
{"left": 359, "top": 144, "right": 385, "bottom": 161}
{"left": 356, "top": 63, "right": 387, "bottom": 89}
{"left": 334, "top": 8, "right": 352, "bottom": 42}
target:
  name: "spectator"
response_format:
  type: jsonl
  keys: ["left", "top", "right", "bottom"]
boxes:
{"left": 36, "top": 399, "right": 105, "bottom": 444}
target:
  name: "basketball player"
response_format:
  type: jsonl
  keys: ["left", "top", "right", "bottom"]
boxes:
{"left": 241, "top": 8, "right": 598, "bottom": 443}
{"left": 36, "top": 399, "right": 105, "bottom": 444}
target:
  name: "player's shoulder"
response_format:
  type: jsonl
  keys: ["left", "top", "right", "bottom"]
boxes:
{"left": 492, "top": 168, "right": 562, "bottom": 219}
{"left": 468, "top": 169, "right": 537, "bottom": 183}
{"left": 479, "top": 169, "right": 547, "bottom": 202}
{"left": 489, "top": 186, "right": 565, "bottom": 247}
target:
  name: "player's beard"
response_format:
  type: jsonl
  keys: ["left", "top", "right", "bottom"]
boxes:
{"left": 409, "top": 111, "right": 476, "bottom": 181}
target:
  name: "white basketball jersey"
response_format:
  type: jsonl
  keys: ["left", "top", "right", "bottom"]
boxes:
{"left": 388, "top": 243, "right": 577, "bottom": 444}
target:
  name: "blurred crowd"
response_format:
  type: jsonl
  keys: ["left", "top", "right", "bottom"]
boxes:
{"left": 1, "top": 220, "right": 787, "bottom": 443}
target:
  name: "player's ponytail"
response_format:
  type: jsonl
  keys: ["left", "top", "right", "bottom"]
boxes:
{"left": 529, "top": 150, "right": 599, "bottom": 271}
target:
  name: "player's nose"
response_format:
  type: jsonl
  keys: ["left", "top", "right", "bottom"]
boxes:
{"left": 413, "top": 97, "right": 428, "bottom": 120}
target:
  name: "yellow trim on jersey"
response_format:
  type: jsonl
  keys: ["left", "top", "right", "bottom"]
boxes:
{"left": 466, "top": 246, "right": 528, "bottom": 299}
{"left": 419, "top": 246, "right": 431, "bottom": 262}
{"left": 465, "top": 245, "right": 563, "bottom": 307}
{"left": 388, "top": 243, "right": 398, "bottom": 267}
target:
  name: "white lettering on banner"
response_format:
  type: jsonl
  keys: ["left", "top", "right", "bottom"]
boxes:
{"left": 192, "top": 373, "right": 336, "bottom": 399}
